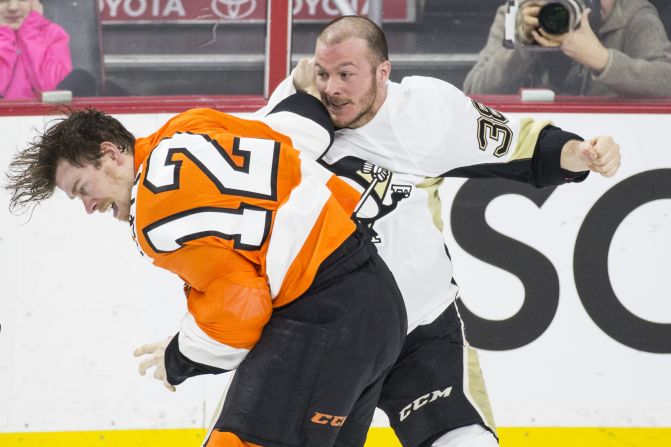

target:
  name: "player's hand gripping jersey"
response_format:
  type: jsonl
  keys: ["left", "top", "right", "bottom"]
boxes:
{"left": 130, "top": 99, "right": 360, "bottom": 380}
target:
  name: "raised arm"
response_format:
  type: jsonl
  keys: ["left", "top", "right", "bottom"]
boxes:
{"left": 383, "top": 76, "right": 620, "bottom": 184}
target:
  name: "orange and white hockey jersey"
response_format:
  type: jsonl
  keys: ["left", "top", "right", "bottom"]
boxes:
{"left": 129, "top": 96, "right": 359, "bottom": 374}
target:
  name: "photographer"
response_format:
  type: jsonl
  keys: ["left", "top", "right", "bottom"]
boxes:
{"left": 463, "top": 0, "right": 671, "bottom": 97}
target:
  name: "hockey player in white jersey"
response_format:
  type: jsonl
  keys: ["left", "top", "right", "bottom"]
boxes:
{"left": 258, "top": 15, "right": 621, "bottom": 447}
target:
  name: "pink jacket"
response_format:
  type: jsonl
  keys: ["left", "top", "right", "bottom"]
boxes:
{"left": 0, "top": 11, "right": 72, "bottom": 99}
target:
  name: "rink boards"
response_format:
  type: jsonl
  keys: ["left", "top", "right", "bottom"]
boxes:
{"left": 1, "top": 110, "right": 669, "bottom": 446}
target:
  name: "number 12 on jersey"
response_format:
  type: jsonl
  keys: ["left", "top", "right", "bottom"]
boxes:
{"left": 140, "top": 132, "right": 279, "bottom": 253}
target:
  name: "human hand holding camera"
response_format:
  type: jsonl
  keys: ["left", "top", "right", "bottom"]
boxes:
{"left": 532, "top": 8, "right": 610, "bottom": 72}
{"left": 517, "top": 1, "right": 543, "bottom": 44}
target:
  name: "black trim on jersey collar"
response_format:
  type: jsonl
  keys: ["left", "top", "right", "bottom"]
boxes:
{"left": 266, "top": 92, "right": 335, "bottom": 147}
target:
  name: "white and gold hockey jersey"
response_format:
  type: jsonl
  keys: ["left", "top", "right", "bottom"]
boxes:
{"left": 264, "top": 76, "right": 585, "bottom": 331}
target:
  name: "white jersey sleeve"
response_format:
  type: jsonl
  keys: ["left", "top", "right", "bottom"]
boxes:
{"left": 387, "top": 76, "right": 518, "bottom": 175}
{"left": 333, "top": 76, "right": 585, "bottom": 186}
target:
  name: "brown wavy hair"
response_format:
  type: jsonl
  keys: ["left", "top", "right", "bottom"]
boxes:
{"left": 5, "top": 108, "right": 135, "bottom": 215}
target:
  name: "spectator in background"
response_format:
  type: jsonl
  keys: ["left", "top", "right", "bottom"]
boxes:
{"left": 0, "top": 0, "right": 72, "bottom": 99}
{"left": 650, "top": 0, "right": 671, "bottom": 39}
{"left": 464, "top": 0, "right": 671, "bottom": 97}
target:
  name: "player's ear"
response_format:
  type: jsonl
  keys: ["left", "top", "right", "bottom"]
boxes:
{"left": 100, "top": 141, "right": 124, "bottom": 164}
{"left": 376, "top": 60, "right": 391, "bottom": 85}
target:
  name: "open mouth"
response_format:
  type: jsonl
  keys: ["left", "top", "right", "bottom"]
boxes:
{"left": 327, "top": 102, "right": 350, "bottom": 115}
{"left": 99, "top": 200, "right": 117, "bottom": 218}
{"left": 326, "top": 96, "right": 350, "bottom": 109}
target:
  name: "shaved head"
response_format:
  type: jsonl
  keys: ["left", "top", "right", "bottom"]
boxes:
{"left": 317, "top": 16, "right": 389, "bottom": 65}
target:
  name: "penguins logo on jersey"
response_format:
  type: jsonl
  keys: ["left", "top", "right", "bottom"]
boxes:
{"left": 320, "top": 156, "right": 411, "bottom": 244}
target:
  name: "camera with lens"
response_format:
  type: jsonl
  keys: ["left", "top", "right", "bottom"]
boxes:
{"left": 503, "top": 0, "right": 601, "bottom": 49}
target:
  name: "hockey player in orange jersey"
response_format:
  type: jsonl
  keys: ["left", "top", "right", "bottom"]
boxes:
{"left": 6, "top": 93, "right": 407, "bottom": 447}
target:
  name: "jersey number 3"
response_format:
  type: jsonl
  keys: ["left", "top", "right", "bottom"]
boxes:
{"left": 142, "top": 132, "right": 279, "bottom": 253}
{"left": 471, "top": 100, "right": 512, "bottom": 157}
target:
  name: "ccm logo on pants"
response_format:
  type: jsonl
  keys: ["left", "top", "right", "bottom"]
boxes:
{"left": 311, "top": 412, "right": 347, "bottom": 427}
{"left": 399, "top": 387, "right": 453, "bottom": 421}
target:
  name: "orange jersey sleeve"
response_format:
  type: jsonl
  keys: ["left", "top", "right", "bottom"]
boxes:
{"left": 156, "top": 243, "right": 272, "bottom": 350}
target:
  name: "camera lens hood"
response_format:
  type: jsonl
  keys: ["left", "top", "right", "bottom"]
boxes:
{"left": 538, "top": 2, "right": 572, "bottom": 34}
